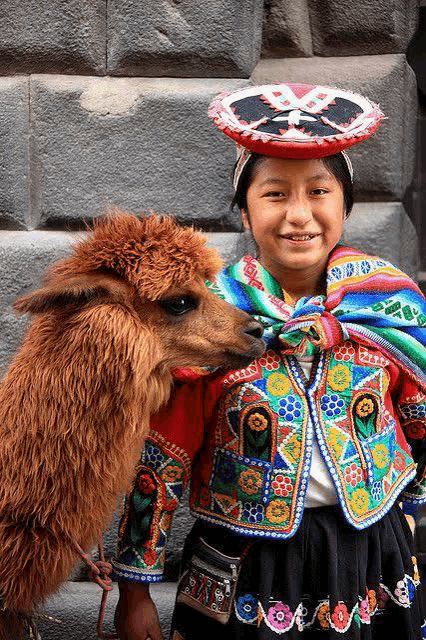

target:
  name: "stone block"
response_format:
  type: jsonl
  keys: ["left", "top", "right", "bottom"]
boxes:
{"left": 30, "top": 75, "right": 249, "bottom": 230}
{"left": 0, "top": 230, "right": 78, "bottom": 374}
{"left": 38, "top": 582, "right": 177, "bottom": 640}
{"left": 309, "top": 0, "right": 419, "bottom": 57}
{"left": 0, "top": 0, "right": 106, "bottom": 75}
{"left": 262, "top": 0, "right": 313, "bottom": 58}
{"left": 341, "top": 203, "right": 419, "bottom": 279}
{"left": 251, "top": 55, "right": 418, "bottom": 200}
{"left": 0, "top": 77, "right": 31, "bottom": 230}
{"left": 107, "top": 0, "right": 264, "bottom": 78}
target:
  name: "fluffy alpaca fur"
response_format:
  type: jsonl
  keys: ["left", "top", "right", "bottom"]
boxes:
{"left": 0, "top": 211, "right": 264, "bottom": 637}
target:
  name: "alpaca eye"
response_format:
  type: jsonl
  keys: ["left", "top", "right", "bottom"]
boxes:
{"left": 158, "top": 295, "right": 198, "bottom": 316}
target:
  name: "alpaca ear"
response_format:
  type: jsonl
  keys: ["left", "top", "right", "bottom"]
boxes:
{"left": 13, "top": 273, "right": 130, "bottom": 314}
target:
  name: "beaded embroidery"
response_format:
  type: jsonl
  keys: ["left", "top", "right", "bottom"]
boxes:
{"left": 235, "top": 568, "right": 421, "bottom": 634}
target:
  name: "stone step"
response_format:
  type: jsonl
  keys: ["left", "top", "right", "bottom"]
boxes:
{"left": 37, "top": 581, "right": 177, "bottom": 640}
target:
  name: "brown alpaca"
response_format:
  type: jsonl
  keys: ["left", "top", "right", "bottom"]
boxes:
{"left": 0, "top": 211, "right": 264, "bottom": 638}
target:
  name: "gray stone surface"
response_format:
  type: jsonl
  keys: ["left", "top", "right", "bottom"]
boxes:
{"left": 0, "top": 77, "right": 31, "bottom": 230}
{"left": 0, "top": 230, "right": 78, "bottom": 373}
{"left": 309, "top": 0, "right": 419, "bottom": 57}
{"left": 107, "top": 0, "right": 264, "bottom": 78}
{"left": 342, "top": 203, "right": 419, "bottom": 279}
{"left": 251, "top": 55, "right": 418, "bottom": 201}
{"left": 262, "top": 0, "right": 313, "bottom": 58}
{"left": 0, "top": 0, "right": 106, "bottom": 76}
{"left": 29, "top": 75, "right": 249, "bottom": 230}
{"left": 38, "top": 581, "right": 177, "bottom": 640}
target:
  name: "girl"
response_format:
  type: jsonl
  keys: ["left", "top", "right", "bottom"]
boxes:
{"left": 113, "top": 84, "right": 426, "bottom": 639}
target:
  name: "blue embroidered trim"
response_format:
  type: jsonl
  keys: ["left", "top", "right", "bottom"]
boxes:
{"left": 111, "top": 562, "right": 163, "bottom": 583}
{"left": 400, "top": 488, "right": 426, "bottom": 504}
{"left": 282, "top": 352, "right": 327, "bottom": 536}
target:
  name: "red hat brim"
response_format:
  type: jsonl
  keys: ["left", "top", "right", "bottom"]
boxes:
{"left": 208, "top": 83, "right": 384, "bottom": 159}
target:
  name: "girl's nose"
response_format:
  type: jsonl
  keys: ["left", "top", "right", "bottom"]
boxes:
{"left": 284, "top": 199, "right": 312, "bottom": 224}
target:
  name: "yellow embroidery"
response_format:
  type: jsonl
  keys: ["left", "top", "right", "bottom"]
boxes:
{"left": 266, "top": 372, "right": 291, "bottom": 397}
{"left": 371, "top": 443, "right": 389, "bottom": 469}
{"left": 238, "top": 469, "right": 262, "bottom": 495}
{"left": 328, "top": 364, "right": 350, "bottom": 392}
{"left": 356, "top": 398, "right": 374, "bottom": 418}
{"left": 328, "top": 427, "right": 347, "bottom": 458}
{"left": 350, "top": 487, "right": 369, "bottom": 515}
{"left": 265, "top": 499, "right": 290, "bottom": 524}
{"left": 247, "top": 412, "right": 268, "bottom": 432}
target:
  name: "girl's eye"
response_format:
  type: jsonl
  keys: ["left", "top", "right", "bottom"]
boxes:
{"left": 310, "top": 188, "right": 328, "bottom": 195}
{"left": 264, "top": 191, "right": 285, "bottom": 198}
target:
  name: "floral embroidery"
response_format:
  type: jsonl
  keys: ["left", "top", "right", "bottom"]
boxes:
{"left": 235, "top": 593, "right": 258, "bottom": 623}
{"left": 266, "top": 602, "right": 293, "bottom": 631}
{"left": 350, "top": 487, "right": 369, "bottom": 516}
{"left": 331, "top": 602, "right": 349, "bottom": 630}
{"left": 259, "top": 350, "right": 280, "bottom": 371}
{"left": 266, "top": 500, "right": 290, "bottom": 524}
{"left": 394, "top": 579, "right": 410, "bottom": 605}
{"left": 266, "top": 373, "right": 291, "bottom": 396}
{"left": 367, "top": 589, "right": 377, "bottom": 613}
{"left": 278, "top": 395, "right": 302, "bottom": 421}
{"left": 320, "top": 393, "right": 345, "bottom": 417}
{"left": 247, "top": 412, "right": 269, "bottom": 432}
{"left": 137, "top": 473, "right": 156, "bottom": 495}
{"left": 356, "top": 397, "right": 374, "bottom": 418}
{"left": 358, "top": 596, "right": 370, "bottom": 622}
{"left": 393, "top": 451, "right": 406, "bottom": 471}
{"left": 328, "top": 427, "right": 347, "bottom": 456}
{"left": 316, "top": 602, "right": 330, "bottom": 629}
{"left": 328, "top": 364, "right": 350, "bottom": 392}
{"left": 161, "top": 465, "right": 183, "bottom": 483}
{"left": 242, "top": 501, "right": 264, "bottom": 524}
{"left": 251, "top": 580, "right": 418, "bottom": 634}
{"left": 271, "top": 474, "right": 293, "bottom": 497}
{"left": 405, "top": 421, "right": 426, "bottom": 440}
{"left": 344, "top": 462, "right": 363, "bottom": 488}
{"left": 238, "top": 469, "right": 262, "bottom": 495}
{"left": 371, "top": 443, "right": 389, "bottom": 469}
{"left": 332, "top": 344, "right": 355, "bottom": 362}
{"left": 265, "top": 499, "right": 290, "bottom": 524}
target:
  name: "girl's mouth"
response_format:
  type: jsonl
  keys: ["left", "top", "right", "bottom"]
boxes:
{"left": 281, "top": 233, "right": 319, "bottom": 242}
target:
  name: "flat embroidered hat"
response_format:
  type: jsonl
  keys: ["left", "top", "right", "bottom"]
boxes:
{"left": 208, "top": 83, "right": 384, "bottom": 159}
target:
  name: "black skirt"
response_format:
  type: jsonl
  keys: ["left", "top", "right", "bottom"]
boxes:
{"left": 171, "top": 504, "right": 425, "bottom": 639}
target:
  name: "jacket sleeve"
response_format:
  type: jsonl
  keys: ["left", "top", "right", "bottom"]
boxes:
{"left": 394, "top": 374, "right": 426, "bottom": 505}
{"left": 111, "top": 375, "right": 221, "bottom": 583}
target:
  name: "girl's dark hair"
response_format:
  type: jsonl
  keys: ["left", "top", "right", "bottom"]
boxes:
{"left": 231, "top": 152, "right": 354, "bottom": 218}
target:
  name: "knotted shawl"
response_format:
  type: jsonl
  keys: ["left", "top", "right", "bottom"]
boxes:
{"left": 208, "top": 247, "right": 426, "bottom": 390}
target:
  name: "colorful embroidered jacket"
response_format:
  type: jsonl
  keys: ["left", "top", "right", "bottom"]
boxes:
{"left": 112, "top": 250, "right": 426, "bottom": 584}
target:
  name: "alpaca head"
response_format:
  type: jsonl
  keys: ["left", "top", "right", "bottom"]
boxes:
{"left": 14, "top": 211, "right": 264, "bottom": 372}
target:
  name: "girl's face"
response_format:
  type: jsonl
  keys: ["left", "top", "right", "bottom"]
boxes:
{"left": 242, "top": 156, "right": 345, "bottom": 294}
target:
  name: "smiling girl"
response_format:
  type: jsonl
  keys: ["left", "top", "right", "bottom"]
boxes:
{"left": 113, "top": 84, "right": 426, "bottom": 639}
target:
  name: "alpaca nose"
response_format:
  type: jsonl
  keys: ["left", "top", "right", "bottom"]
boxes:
{"left": 243, "top": 320, "right": 263, "bottom": 340}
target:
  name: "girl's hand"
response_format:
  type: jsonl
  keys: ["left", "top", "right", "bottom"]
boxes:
{"left": 114, "top": 582, "right": 164, "bottom": 640}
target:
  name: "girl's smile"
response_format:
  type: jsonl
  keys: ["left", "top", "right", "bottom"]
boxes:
{"left": 241, "top": 156, "right": 345, "bottom": 299}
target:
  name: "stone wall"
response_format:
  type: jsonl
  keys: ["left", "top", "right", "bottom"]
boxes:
{"left": 0, "top": 1, "right": 421, "bottom": 582}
